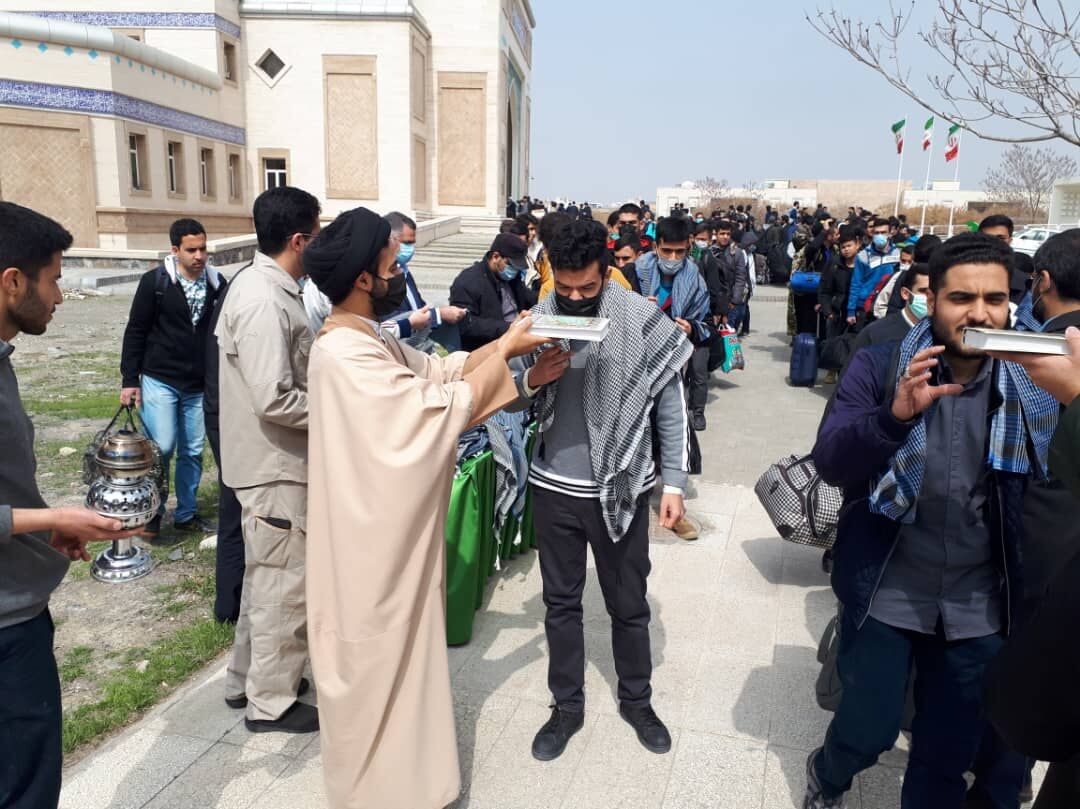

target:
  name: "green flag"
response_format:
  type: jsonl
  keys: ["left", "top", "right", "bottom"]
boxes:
{"left": 891, "top": 119, "right": 906, "bottom": 154}
{"left": 922, "top": 116, "right": 934, "bottom": 151}
{"left": 945, "top": 123, "right": 961, "bottom": 162}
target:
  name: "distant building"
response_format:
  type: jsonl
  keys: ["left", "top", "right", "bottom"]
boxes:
{"left": 0, "top": 1, "right": 535, "bottom": 248}
{"left": 1049, "top": 177, "right": 1080, "bottom": 226}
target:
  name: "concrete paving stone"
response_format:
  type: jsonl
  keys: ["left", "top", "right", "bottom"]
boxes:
{"left": 715, "top": 550, "right": 781, "bottom": 602}
{"left": 707, "top": 592, "right": 780, "bottom": 665}
{"left": 454, "top": 688, "right": 521, "bottom": 790}
{"left": 766, "top": 662, "right": 834, "bottom": 752}
{"left": 682, "top": 651, "right": 774, "bottom": 741}
{"left": 653, "top": 546, "right": 725, "bottom": 598}
{"left": 142, "top": 742, "right": 292, "bottom": 809}
{"left": 762, "top": 744, "right": 862, "bottom": 809}
{"left": 453, "top": 616, "right": 549, "bottom": 701}
{"left": 857, "top": 762, "right": 904, "bottom": 807}
{"left": 219, "top": 720, "right": 317, "bottom": 758}
{"left": 660, "top": 730, "right": 767, "bottom": 809}
{"left": 148, "top": 666, "right": 245, "bottom": 743}
{"left": 561, "top": 713, "right": 678, "bottom": 809}
{"left": 774, "top": 586, "right": 836, "bottom": 661}
{"left": 448, "top": 639, "right": 479, "bottom": 677}
{"left": 254, "top": 754, "right": 326, "bottom": 809}
{"left": 646, "top": 592, "right": 721, "bottom": 646}
{"left": 59, "top": 728, "right": 214, "bottom": 809}
{"left": 686, "top": 481, "right": 743, "bottom": 516}
{"left": 463, "top": 701, "right": 597, "bottom": 809}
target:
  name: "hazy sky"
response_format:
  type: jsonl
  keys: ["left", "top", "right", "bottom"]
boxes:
{"left": 527, "top": 0, "right": 1044, "bottom": 204}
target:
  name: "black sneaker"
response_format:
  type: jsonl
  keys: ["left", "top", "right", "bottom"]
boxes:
{"left": 804, "top": 748, "right": 846, "bottom": 808}
{"left": 141, "top": 514, "right": 162, "bottom": 537}
{"left": 244, "top": 701, "right": 319, "bottom": 734}
{"left": 226, "top": 677, "right": 311, "bottom": 710}
{"left": 531, "top": 706, "right": 585, "bottom": 761}
{"left": 691, "top": 411, "right": 707, "bottom": 432}
{"left": 174, "top": 515, "right": 217, "bottom": 534}
{"left": 619, "top": 704, "right": 671, "bottom": 754}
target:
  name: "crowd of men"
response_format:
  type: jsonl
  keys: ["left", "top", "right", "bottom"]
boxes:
{"left": 1, "top": 187, "right": 1079, "bottom": 809}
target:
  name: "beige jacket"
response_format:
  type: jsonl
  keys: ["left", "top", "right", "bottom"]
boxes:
{"left": 215, "top": 251, "right": 312, "bottom": 489}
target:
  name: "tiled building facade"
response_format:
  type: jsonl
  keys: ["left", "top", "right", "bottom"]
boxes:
{"left": 0, "top": 0, "right": 534, "bottom": 248}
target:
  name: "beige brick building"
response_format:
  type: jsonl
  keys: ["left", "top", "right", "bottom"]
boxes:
{"left": 0, "top": 0, "right": 534, "bottom": 248}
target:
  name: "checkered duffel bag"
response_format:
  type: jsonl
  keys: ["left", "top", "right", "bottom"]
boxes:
{"left": 754, "top": 454, "right": 841, "bottom": 549}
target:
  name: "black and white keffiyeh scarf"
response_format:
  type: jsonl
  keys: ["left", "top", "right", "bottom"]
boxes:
{"left": 532, "top": 282, "right": 693, "bottom": 540}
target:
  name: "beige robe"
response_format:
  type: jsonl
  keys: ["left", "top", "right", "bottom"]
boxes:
{"left": 307, "top": 312, "right": 517, "bottom": 809}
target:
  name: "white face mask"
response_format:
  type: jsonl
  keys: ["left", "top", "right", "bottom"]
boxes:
{"left": 694, "top": 240, "right": 709, "bottom": 251}
{"left": 899, "top": 261, "right": 912, "bottom": 272}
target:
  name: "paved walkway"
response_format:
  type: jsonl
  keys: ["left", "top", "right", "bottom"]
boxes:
{"left": 60, "top": 298, "right": 1043, "bottom": 808}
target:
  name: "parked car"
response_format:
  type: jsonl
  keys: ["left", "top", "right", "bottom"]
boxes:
{"left": 1013, "top": 225, "right": 1064, "bottom": 256}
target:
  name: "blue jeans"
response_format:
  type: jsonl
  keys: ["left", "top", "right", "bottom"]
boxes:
{"left": 140, "top": 375, "right": 205, "bottom": 523}
{"left": 729, "top": 303, "right": 748, "bottom": 333}
{"left": 815, "top": 612, "right": 1024, "bottom": 808}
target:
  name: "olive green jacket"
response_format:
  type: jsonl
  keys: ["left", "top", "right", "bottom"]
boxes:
{"left": 1050, "top": 396, "right": 1080, "bottom": 499}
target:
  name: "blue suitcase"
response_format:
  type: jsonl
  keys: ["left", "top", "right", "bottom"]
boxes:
{"left": 790, "top": 333, "right": 818, "bottom": 387}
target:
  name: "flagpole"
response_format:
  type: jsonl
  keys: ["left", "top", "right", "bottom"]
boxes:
{"left": 946, "top": 131, "right": 962, "bottom": 235}
{"left": 919, "top": 135, "right": 933, "bottom": 235}
{"left": 893, "top": 121, "right": 907, "bottom": 217}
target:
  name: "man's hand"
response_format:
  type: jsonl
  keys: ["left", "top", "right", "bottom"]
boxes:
{"left": 120, "top": 387, "right": 141, "bottom": 407}
{"left": 659, "top": 493, "right": 685, "bottom": 529}
{"left": 408, "top": 305, "right": 432, "bottom": 330}
{"left": 846, "top": 316, "right": 857, "bottom": 326}
{"left": 496, "top": 316, "right": 549, "bottom": 360}
{"left": 51, "top": 507, "right": 140, "bottom": 542}
{"left": 49, "top": 531, "right": 91, "bottom": 562}
{"left": 527, "top": 346, "right": 571, "bottom": 387}
{"left": 891, "top": 345, "right": 963, "bottom": 422}
{"left": 988, "top": 326, "right": 1080, "bottom": 405}
{"left": 439, "top": 305, "right": 468, "bottom": 325}
{"left": 815, "top": 304, "right": 822, "bottom": 312}
{"left": 674, "top": 318, "right": 693, "bottom": 336}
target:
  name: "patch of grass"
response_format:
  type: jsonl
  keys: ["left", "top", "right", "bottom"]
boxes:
{"left": 59, "top": 646, "right": 95, "bottom": 683}
{"left": 62, "top": 619, "right": 235, "bottom": 754}
{"left": 22, "top": 392, "right": 119, "bottom": 421}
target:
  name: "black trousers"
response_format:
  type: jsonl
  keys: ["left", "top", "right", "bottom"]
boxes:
{"left": 687, "top": 346, "right": 710, "bottom": 414}
{"left": 532, "top": 487, "right": 652, "bottom": 712}
{"left": 206, "top": 420, "right": 245, "bottom": 624}
{"left": 0, "top": 610, "right": 62, "bottom": 809}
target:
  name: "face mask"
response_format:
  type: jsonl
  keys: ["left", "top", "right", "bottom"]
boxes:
{"left": 908, "top": 292, "right": 928, "bottom": 320}
{"left": 658, "top": 257, "right": 684, "bottom": 276}
{"left": 1031, "top": 277, "right": 1047, "bottom": 322}
{"left": 899, "top": 261, "right": 911, "bottom": 272}
{"left": 694, "top": 240, "right": 709, "bottom": 251}
{"left": 556, "top": 286, "right": 603, "bottom": 317}
{"left": 372, "top": 273, "right": 408, "bottom": 317}
{"left": 397, "top": 242, "right": 415, "bottom": 266}
{"left": 499, "top": 264, "right": 521, "bottom": 282}
{"left": 872, "top": 234, "right": 889, "bottom": 251}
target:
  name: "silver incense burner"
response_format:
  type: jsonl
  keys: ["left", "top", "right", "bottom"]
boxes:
{"left": 84, "top": 411, "right": 163, "bottom": 583}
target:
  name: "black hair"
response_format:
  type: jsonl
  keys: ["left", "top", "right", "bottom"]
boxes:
{"left": 508, "top": 222, "right": 530, "bottom": 238}
{"left": 617, "top": 202, "right": 642, "bottom": 217}
{"left": 656, "top": 216, "right": 691, "bottom": 245}
{"left": 547, "top": 219, "right": 607, "bottom": 273}
{"left": 912, "top": 234, "right": 942, "bottom": 264}
{"left": 978, "top": 214, "right": 1015, "bottom": 236}
{"left": 613, "top": 234, "right": 642, "bottom": 256}
{"left": 385, "top": 211, "right": 417, "bottom": 233}
{"left": 694, "top": 221, "right": 712, "bottom": 237}
{"left": 887, "top": 216, "right": 900, "bottom": 228}
{"left": 837, "top": 225, "right": 860, "bottom": 245}
{"left": 515, "top": 213, "right": 539, "bottom": 229}
{"left": 715, "top": 219, "right": 733, "bottom": 233}
{"left": 1033, "top": 228, "right": 1080, "bottom": 301}
{"left": 901, "top": 262, "right": 929, "bottom": 291}
{"left": 899, "top": 242, "right": 915, "bottom": 255}
{"left": 539, "top": 211, "right": 571, "bottom": 246}
{"left": 0, "top": 201, "right": 73, "bottom": 279}
{"left": 928, "top": 232, "right": 1014, "bottom": 293}
{"left": 499, "top": 219, "right": 516, "bottom": 233}
{"left": 870, "top": 217, "right": 890, "bottom": 229}
{"left": 811, "top": 222, "right": 825, "bottom": 237}
{"left": 253, "top": 186, "right": 322, "bottom": 255}
{"left": 736, "top": 205, "right": 744, "bottom": 213}
{"left": 169, "top": 218, "right": 206, "bottom": 248}
{"left": 606, "top": 210, "right": 621, "bottom": 227}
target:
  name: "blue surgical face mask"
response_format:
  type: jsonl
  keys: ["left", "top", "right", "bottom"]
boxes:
{"left": 872, "top": 233, "right": 889, "bottom": 251}
{"left": 397, "top": 242, "right": 415, "bottom": 265}
{"left": 658, "top": 257, "right": 684, "bottom": 276}
{"left": 909, "top": 292, "right": 929, "bottom": 319}
{"left": 499, "top": 265, "right": 521, "bottom": 282}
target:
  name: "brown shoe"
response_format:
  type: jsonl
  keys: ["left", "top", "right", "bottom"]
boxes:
{"left": 671, "top": 517, "right": 699, "bottom": 541}
{"left": 824, "top": 370, "right": 838, "bottom": 385}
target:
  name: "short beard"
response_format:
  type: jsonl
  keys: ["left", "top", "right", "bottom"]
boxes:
{"left": 930, "top": 315, "right": 985, "bottom": 360}
{"left": 11, "top": 282, "right": 51, "bottom": 336}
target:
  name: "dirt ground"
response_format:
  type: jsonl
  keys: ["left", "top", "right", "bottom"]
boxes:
{"left": 10, "top": 290, "right": 223, "bottom": 733}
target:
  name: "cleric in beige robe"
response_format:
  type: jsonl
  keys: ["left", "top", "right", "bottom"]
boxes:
{"left": 302, "top": 207, "right": 549, "bottom": 809}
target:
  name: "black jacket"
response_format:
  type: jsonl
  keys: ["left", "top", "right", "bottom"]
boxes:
{"left": 120, "top": 264, "right": 226, "bottom": 393}
{"left": 449, "top": 260, "right": 537, "bottom": 351}
{"left": 818, "top": 259, "right": 853, "bottom": 320}
{"left": 693, "top": 249, "right": 726, "bottom": 317}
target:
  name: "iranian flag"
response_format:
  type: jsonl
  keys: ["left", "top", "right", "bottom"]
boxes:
{"left": 891, "top": 119, "right": 906, "bottom": 154}
{"left": 922, "top": 116, "right": 934, "bottom": 150}
{"left": 945, "top": 123, "right": 961, "bottom": 162}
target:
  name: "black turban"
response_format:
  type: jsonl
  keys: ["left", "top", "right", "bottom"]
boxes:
{"left": 303, "top": 207, "right": 392, "bottom": 305}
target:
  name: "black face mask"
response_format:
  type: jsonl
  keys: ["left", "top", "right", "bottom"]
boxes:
{"left": 372, "top": 272, "right": 408, "bottom": 317}
{"left": 555, "top": 286, "right": 603, "bottom": 318}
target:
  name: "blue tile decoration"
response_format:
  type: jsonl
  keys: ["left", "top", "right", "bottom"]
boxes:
{"left": 63, "top": 46, "right": 74, "bottom": 56}
{"left": 37, "top": 42, "right": 47, "bottom": 53}
{"left": 89, "top": 50, "right": 98, "bottom": 59}
{"left": 114, "top": 55, "right": 121, "bottom": 63}
{"left": 11, "top": 39, "right": 22, "bottom": 49}
{"left": 14, "top": 11, "right": 241, "bottom": 39}
{"left": 0, "top": 79, "right": 246, "bottom": 145}
{"left": 150, "top": 68, "right": 156, "bottom": 75}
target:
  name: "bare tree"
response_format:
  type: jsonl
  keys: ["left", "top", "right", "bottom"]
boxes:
{"left": 695, "top": 176, "right": 729, "bottom": 206}
{"left": 982, "top": 144, "right": 1078, "bottom": 216}
{"left": 742, "top": 180, "right": 766, "bottom": 201}
{"left": 807, "top": 0, "right": 1080, "bottom": 146}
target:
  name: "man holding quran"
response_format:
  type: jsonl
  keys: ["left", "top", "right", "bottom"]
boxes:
{"left": 509, "top": 218, "right": 692, "bottom": 763}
